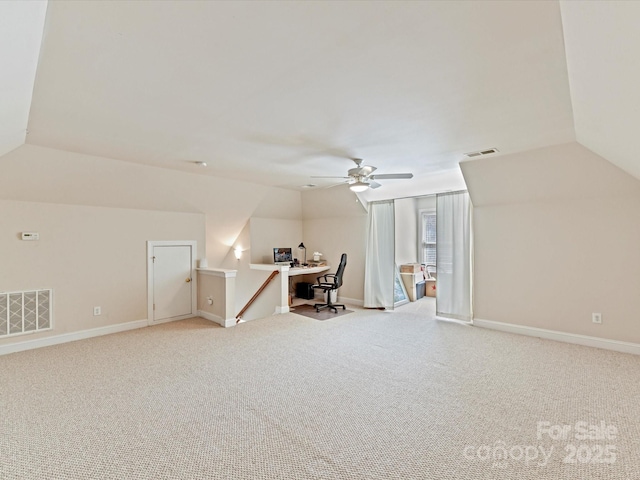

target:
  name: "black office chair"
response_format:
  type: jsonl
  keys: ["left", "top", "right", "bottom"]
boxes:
{"left": 313, "top": 253, "right": 347, "bottom": 313}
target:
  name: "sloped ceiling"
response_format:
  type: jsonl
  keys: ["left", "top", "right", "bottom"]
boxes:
{"left": 23, "top": 0, "right": 575, "bottom": 199}
{"left": 560, "top": 0, "right": 640, "bottom": 181}
{"left": 461, "top": 142, "right": 640, "bottom": 207}
{"left": 0, "top": 1, "right": 47, "bottom": 157}
{"left": 8, "top": 1, "right": 639, "bottom": 200}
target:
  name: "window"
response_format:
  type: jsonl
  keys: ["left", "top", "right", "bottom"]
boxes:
{"left": 420, "top": 211, "right": 436, "bottom": 266}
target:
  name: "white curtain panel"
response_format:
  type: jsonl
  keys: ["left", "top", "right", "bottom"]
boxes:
{"left": 436, "top": 191, "right": 473, "bottom": 321}
{"left": 364, "top": 200, "right": 395, "bottom": 309}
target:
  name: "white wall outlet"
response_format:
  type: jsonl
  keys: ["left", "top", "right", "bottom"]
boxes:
{"left": 93, "top": 306, "right": 101, "bottom": 316}
{"left": 207, "top": 296, "right": 213, "bottom": 305}
{"left": 21, "top": 232, "right": 40, "bottom": 241}
{"left": 592, "top": 312, "right": 602, "bottom": 324}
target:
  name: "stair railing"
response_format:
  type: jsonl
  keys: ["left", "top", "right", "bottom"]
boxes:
{"left": 236, "top": 270, "right": 280, "bottom": 322}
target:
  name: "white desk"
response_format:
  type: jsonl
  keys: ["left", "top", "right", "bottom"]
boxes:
{"left": 289, "top": 265, "right": 331, "bottom": 276}
{"left": 250, "top": 264, "right": 330, "bottom": 313}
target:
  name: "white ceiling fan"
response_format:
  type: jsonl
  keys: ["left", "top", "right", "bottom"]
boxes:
{"left": 312, "top": 158, "right": 414, "bottom": 192}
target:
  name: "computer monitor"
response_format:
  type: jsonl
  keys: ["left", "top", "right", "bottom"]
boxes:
{"left": 273, "top": 247, "right": 293, "bottom": 264}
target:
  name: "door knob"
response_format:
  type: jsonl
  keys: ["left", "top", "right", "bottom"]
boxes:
{"left": 185, "top": 278, "right": 191, "bottom": 283}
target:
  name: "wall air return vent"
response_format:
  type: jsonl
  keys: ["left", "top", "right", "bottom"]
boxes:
{"left": 464, "top": 148, "right": 499, "bottom": 158}
{"left": 0, "top": 289, "right": 52, "bottom": 338}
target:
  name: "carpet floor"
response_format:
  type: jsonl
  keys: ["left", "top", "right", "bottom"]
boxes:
{"left": 1, "top": 298, "right": 639, "bottom": 479}
{"left": 290, "top": 303, "right": 354, "bottom": 320}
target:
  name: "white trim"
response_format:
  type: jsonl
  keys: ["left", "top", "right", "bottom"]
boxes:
{"left": 150, "top": 313, "right": 194, "bottom": 325}
{"left": 0, "top": 319, "right": 148, "bottom": 356}
{"left": 249, "top": 264, "right": 331, "bottom": 276}
{"left": 418, "top": 208, "right": 436, "bottom": 265}
{"left": 147, "top": 241, "right": 198, "bottom": 326}
{"left": 474, "top": 318, "right": 640, "bottom": 356}
{"left": 339, "top": 296, "right": 364, "bottom": 307}
{"left": 197, "top": 310, "right": 236, "bottom": 328}
{"left": 196, "top": 268, "right": 237, "bottom": 278}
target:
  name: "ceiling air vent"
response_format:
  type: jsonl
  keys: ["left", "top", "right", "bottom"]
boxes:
{"left": 464, "top": 148, "right": 499, "bottom": 158}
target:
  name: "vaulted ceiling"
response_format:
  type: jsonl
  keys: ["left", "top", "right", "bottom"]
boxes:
{"left": 2, "top": 1, "right": 639, "bottom": 200}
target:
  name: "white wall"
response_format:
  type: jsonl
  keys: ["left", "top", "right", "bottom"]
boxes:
{"left": 301, "top": 185, "right": 368, "bottom": 303}
{"left": 394, "top": 195, "right": 436, "bottom": 266}
{"left": 249, "top": 218, "right": 303, "bottom": 264}
{"left": 461, "top": 142, "right": 640, "bottom": 343}
{"left": 416, "top": 196, "right": 436, "bottom": 211}
{"left": 0, "top": 199, "right": 204, "bottom": 345}
{"left": 218, "top": 220, "right": 294, "bottom": 321}
{"left": 0, "top": 144, "right": 304, "bottom": 342}
{"left": 0, "top": 145, "right": 301, "bottom": 266}
{"left": 394, "top": 198, "right": 418, "bottom": 265}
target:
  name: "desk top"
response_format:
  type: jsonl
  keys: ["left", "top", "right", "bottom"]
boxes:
{"left": 250, "top": 264, "right": 330, "bottom": 276}
{"left": 289, "top": 265, "right": 330, "bottom": 276}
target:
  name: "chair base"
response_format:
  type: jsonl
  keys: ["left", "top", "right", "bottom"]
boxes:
{"left": 312, "top": 284, "right": 345, "bottom": 313}
{"left": 313, "top": 302, "right": 346, "bottom": 314}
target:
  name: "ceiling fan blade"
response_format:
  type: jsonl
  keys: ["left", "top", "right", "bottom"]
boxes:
{"left": 310, "top": 176, "right": 351, "bottom": 179}
{"left": 369, "top": 181, "right": 382, "bottom": 189}
{"left": 369, "top": 173, "right": 413, "bottom": 180}
{"left": 323, "top": 182, "right": 350, "bottom": 189}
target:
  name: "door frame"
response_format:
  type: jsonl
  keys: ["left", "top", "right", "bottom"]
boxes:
{"left": 146, "top": 240, "right": 198, "bottom": 326}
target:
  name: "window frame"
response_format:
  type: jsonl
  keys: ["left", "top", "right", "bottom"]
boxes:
{"left": 418, "top": 209, "right": 437, "bottom": 267}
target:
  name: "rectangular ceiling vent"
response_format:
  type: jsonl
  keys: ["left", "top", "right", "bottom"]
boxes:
{"left": 464, "top": 148, "right": 499, "bottom": 158}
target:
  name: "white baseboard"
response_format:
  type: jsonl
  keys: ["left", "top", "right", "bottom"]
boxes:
{"left": 0, "top": 319, "right": 148, "bottom": 356}
{"left": 340, "top": 297, "right": 364, "bottom": 307}
{"left": 474, "top": 318, "right": 640, "bottom": 355}
{"left": 197, "top": 310, "right": 236, "bottom": 328}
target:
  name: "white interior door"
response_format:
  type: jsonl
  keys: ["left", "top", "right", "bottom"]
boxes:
{"left": 151, "top": 244, "right": 193, "bottom": 323}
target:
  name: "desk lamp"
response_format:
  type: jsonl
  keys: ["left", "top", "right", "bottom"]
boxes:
{"left": 298, "top": 242, "right": 307, "bottom": 266}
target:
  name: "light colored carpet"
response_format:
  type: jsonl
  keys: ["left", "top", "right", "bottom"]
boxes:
{"left": 1, "top": 298, "right": 639, "bottom": 479}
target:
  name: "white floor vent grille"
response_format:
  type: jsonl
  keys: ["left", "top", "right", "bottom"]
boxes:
{"left": 0, "top": 289, "right": 52, "bottom": 338}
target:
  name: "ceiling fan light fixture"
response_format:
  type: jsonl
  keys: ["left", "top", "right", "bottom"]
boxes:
{"left": 349, "top": 181, "right": 369, "bottom": 193}
{"left": 313, "top": 157, "right": 414, "bottom": 191}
